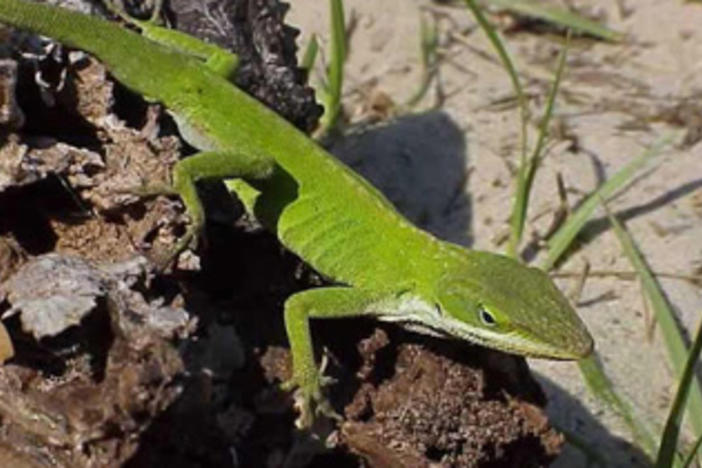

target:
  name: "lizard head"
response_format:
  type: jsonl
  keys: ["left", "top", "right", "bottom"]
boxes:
{"left": 431, "top": 249, "right": 593, "bottom": 360}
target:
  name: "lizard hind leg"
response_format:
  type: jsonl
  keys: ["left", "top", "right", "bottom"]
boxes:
{"left": 147, "top": 0, "right": 165, "bottom": 23}
{"left": 102, "top": 0, "right": 239, "bottom": 79}
{"left": 101, "top": 0, "right": 163, "bottom": 26}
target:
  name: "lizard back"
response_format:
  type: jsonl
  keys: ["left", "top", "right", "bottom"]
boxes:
{"left": 0, "top": 0, "right": 443, "bottom": 291}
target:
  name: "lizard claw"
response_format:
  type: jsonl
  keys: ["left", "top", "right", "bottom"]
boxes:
{"left": 117, "top": 183, "right": 204, "bottom": 271}
{"left": 102, "top": 0, "right": 165, "bottom": 26}
{"left": 282, "top": 355, "right": 341, "bottom": 428}
{"left": 289, "top": 384, "right": 341, "bottom": 429}
{"left": 121, "top": 182, "right": 178, "bottom": 198}
{"left": 150, "top": 226, "right": 200, "bottom": 271}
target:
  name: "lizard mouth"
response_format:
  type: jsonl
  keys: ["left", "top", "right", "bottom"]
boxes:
{"left": 446, "top": 317, "right": 594, "bottom": 361}
{"left": 381, "top": 311, "right": 594, "bottom": 361}
{"left": 508, "top": 329, "right": 594, "bottom": 360}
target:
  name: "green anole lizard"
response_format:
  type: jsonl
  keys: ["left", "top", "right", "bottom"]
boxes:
{"left": 0, "top": 0, "right": 593, "bottom": 427}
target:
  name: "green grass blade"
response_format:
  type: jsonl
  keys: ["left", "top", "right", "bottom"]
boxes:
{"left": 462, "top": 2, "right": 666, "bottom": 461}
{"left": 578, "top": 355, "right": 658, "bottom": 458}
{"left": 463, "top": 0, "right": 528, "bottom": 175}
{"left": 541, "top": 134, "right": 674, "bottom": 271}
{"left": 506, "top": 32, "right": 568, "bottom": 257}
{"left": 483, "top": 0, "right": 624, "bottom": 42}
{"left": 301, "top": 33, "right": 319, "bottom": 73}
{"left": 317, "top": 0, "right": 347, "bottom": 137}
{"left": 404, "top": 12, "right": 439, "bottom": 109}
{"left": 682, "top": 433, "right": 702, "bottom": 468}
{"left": 604, "top": 206, "right": 702, "bottom": 464}
{"left": 656, "top": 318, "right": 702, "bottom": 468}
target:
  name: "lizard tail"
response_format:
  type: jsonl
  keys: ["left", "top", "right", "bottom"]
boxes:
{"left": 0, "top": 0, "right": 122, "bottom": 52}
{"left": 0, "top": 0, "right": 189, "bottom": 101}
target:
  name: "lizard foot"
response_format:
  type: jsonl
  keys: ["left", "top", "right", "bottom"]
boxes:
{"left": 150, "top": 225, "right": 200, "bottom": 271}
{"left": 102, "top": 0, "right": 165, "bottom": 26}
{"left": 116, "top": 184, "right": 200, "bottom": 270}
{"left": 281, "top": 356, "right": 341, "bottom": 428}
{"left": 121, "top": 182, "right": 178, "bottom": 198}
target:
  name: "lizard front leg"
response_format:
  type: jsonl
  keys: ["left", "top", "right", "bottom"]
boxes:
{"left": 163, "top": 149, "right": 274, "bottom": 265}
{"left": 281, "top": 286, "right": 390, "bottom": 428}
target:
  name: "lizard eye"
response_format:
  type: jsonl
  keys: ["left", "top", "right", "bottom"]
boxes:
{"left": 478, "top": 306, "right": 497, "bottom": 326}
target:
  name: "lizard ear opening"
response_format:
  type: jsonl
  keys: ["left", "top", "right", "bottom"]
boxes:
{"left": 434, "top": 304, "right": 443, "bottom": 317}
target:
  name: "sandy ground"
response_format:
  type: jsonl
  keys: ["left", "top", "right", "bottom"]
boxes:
{"left": 288, "top": 1, "right": 702, "bottom": 466}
